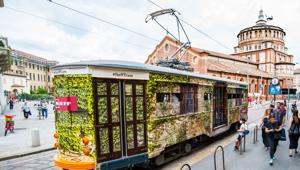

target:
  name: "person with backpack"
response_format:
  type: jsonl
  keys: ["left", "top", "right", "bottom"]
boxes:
{"left": 288, "top": 109, "right": 300, "bottom": 157}
{"left": 265, "top": 114, "right": 283, "bottom": 165}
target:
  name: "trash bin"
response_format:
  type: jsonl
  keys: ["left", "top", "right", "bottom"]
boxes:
{"left": 31, "top": 128, "right": 40, "bottom": 147}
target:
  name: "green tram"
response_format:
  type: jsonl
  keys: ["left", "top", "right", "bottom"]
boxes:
{"left": 52, "top": 60, "right": 248, "bottom": 170}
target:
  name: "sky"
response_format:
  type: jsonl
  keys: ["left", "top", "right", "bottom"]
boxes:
{"left": 0, "top": 0, "right": 300, "bottom": 65}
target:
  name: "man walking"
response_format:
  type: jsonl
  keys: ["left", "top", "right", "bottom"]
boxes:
{"left": 41, "top": 100, "right": 48, "bottom": 119}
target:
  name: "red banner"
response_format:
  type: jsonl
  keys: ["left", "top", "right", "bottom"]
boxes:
{"left": 55, "top": 96, "right": 78, "bottom": 112}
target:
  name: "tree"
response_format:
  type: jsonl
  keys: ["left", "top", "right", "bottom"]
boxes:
{"left": 36, "top": 87, "right": 48, "bottom": 94}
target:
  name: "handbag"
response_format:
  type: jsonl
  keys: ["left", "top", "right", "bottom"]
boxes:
{"left": 289, "top": 123, "right": 300, "bottom": 135}
{"left": 273, "top": 132, "right": 281, "bottom": 139}
{"left": 279, "top": 128, "right": 286, "bottom": 141}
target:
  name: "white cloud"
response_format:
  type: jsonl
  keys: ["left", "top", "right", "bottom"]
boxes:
{"left": 0, "top": 0, "right": 299, "bottom": 64}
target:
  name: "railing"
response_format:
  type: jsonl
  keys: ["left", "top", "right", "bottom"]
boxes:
{"left": 180, "top": 164, "right": 191, "bottom": 170}
{"left": 214, "top": 145, "right": 225, "bottom": 170}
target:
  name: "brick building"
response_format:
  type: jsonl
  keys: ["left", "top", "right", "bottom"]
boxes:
{"left": 145, "top": 10, "right": 295, "bottom": 100}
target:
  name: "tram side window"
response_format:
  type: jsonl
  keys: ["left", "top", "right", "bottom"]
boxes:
{"left": 156, "top": 93, "right": 181, "bottom": 103}
{"left": 181, "top": 85, "right": 197, "bottom": 114}
{"left": 236, "top": 94, "right": 243, "bottom": 106}
{"left": 204, "top": 93, "right": 211, "bottom": 100}
{"left": 227, "top": 93, "right": 243, "bottom": 106}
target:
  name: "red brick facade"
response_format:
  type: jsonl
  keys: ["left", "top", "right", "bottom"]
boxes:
{"left": 145, "top": 10, "right": 295, "bottom": 101}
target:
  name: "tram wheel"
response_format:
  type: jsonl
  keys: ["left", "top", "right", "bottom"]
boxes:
{"left": 154, "top": 154, "right": 165, "bottom": 166}
{"left": 184, "top": 143, "right": 192, "bottom": 153}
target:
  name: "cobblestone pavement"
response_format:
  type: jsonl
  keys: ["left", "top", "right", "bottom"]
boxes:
{"left": 0, "top": 150, "right": 58, "bottom": 170}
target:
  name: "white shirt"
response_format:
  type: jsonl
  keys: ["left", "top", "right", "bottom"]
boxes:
{"left": 239, "top": 123, "right": 248, "bottom": 135}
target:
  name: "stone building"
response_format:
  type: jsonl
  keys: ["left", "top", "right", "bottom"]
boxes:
{"left": 2, "top": 48, "right": 58, "bottom": 95}
{"left": 145, "top": 10, "right": 295, "bottom": 100}
{"left": 0, "top": 36, "right": 11, "bottom": 112}
{"left": 232, "top": 9, "right": 295, "bottom": 93}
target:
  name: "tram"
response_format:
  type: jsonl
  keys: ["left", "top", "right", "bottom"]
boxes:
{"left": 52, "top": 60, "right": 248, "bottom": 170}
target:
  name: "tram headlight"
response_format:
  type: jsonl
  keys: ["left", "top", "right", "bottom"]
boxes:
{"left": 82, "top": 136, "right": 90, "bottom": 145}
{"left": 54, "top": 133, "right": 59, "bottom": 139}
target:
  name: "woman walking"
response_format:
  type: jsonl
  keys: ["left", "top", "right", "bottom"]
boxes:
{"left": 260, "top": 109, "right": 271, "bottom": 150}
{"left": 288, "top": 109, "right": 300, "bottom": 157}
{"left": 265, "top": 114, "right": 283, "bottom": 165}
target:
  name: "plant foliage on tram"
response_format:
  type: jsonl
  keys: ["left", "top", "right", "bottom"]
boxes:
{"left": 53, "top": 74, "right": 95, "bottom": 158}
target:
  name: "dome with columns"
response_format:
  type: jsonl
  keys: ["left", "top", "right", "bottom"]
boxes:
{"left": 235, "top": 9, "right": 287, "bottom": 54}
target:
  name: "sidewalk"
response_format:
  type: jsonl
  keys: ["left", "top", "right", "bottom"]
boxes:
{"left": 0, "top": 101, "right": 55, "bottom": 160}
{"left": 192, "top": 125, "right": 300, "bottom": 170}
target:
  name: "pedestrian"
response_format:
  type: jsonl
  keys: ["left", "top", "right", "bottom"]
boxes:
{"left": 265, "top": 114, "right": 283, "bottom": 165}
{"left": 291, "top": 101, "right": 297, "bottom": 112}
{"left": 41, "top": 100, "right": 48, "bottom": 119}
{"left": 273, "top": 102, "right": 286, "bottom": 141}
{"left": 9, "top": 99, "right": 14, "bottom": 110}
{"left": 234, "top": 118, "right": 248, "bottom": 151}
{"left": 260, "top": 109, "right": 271, "bottom": 150}
{"left": 288, "top": 109, "right": 300, "bottom": 157}
{"left": 269, "top": 104, "right": 275, "bottom": 114}
{"left": 36, "top": 102, "right": 42, "bottom": 120}
{"left": 284, "top": 98, "right": 287, "bottom": 107}
{"left": 22, "top": 102, "right": 31, "bottom": 119}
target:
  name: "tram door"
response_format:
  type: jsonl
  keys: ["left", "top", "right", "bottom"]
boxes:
{"left": 94, "top": 80, "right": 147, "bottom": 162}
{"left": 213, "top": 83, "right": 227, "bottom": 128}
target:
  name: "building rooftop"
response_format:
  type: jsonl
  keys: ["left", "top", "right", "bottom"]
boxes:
{"left": 146, "top": 36, "right": 257, "bottom": 65}
{"left": 237, "top": 9, "right": 285, "bottom": 37}
{"left": 12, "top": 49, "right": 58, "bottom": 66}
{"left": 207, "top": 60, "right": 271, "bottom": 78}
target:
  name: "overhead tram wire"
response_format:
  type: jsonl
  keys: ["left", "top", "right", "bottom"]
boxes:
{"left": 5, "top": 6, "right": 153, "bottom": 50}
{"left": 146, "top": 0, "right": 231, "bottom": 50}
{"left": 47, "top": 0, "right": 159, "bottom": 42}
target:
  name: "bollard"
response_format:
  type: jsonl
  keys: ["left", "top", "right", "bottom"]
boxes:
{"left": 253, "top": 126, "right": 256, "bottom": 144}
{"left": 253, "top": 125, "right": 259, "bottom": 144}
{"left": 243, "top": 134, "right": 246, "bottom": 152}
{"left": 239, "top": 137, "right": 243, "bottom": 155}
{"left": 31, "top": 128, "right": 40, "bottom": 147}
{"left": 255, "top": 126, "right": 258, "bottom": 142}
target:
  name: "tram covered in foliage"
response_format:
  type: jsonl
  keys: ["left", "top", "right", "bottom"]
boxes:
{"left": 52, "top": 60, "right": 248, "bottom": 170}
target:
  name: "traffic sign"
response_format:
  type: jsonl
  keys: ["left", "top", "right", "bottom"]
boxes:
{"left": 269, "top": 85, "right": 281, "bottom": 95}
{"left": 271, "top": 77, "right": 279, "bottom": 85}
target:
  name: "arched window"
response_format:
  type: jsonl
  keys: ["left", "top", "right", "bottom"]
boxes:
{"left": 192, "top": 56, "right": 197, "bottom": 63}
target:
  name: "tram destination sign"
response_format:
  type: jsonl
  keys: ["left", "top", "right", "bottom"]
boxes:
{"left": 56, "top": 96, "right": 78, "bottom": 112}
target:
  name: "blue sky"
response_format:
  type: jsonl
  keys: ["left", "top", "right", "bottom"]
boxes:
{"left": 0, "top": 0, "right": 299, "bottom": 65}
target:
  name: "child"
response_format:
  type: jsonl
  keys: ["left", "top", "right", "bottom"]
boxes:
{"left": 234, "top": 118, "right": 249, "bottom": 151}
